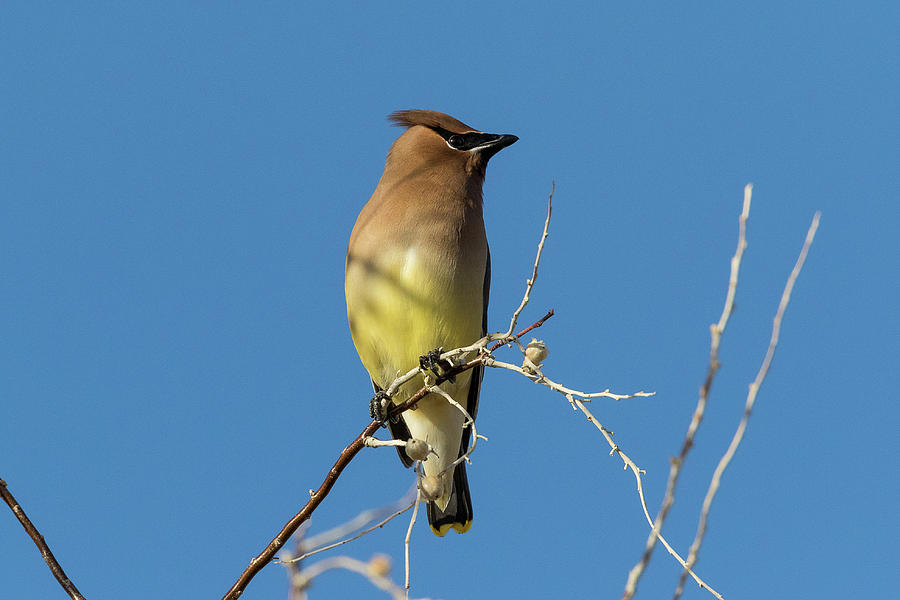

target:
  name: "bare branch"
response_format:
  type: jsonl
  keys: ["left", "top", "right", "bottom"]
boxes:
{"left": 404, "top": 486, "right": 423, "bottom": 596}
{"left": 279, "top": 497, "right": 416, "bottom": 565}
{"left": 623, "top": 184, "right": 753, "bottom": 599}
{"left": 427, "top": 386, "right": 481, "bottom": 472}
{"left": 381, "top": 309, "right": 556, "bottom": 425}
{"left": 568, "top": 400, "right": 724, "bottom": 600}
{"left": 292, "top": 555, "right": 431, "bottom": 600}
{"left": 485, "top": 356, "right": 654, "bottom": 404}
{"left": 363, "top": 438, "right": 410, "bottom": 449}
{"left": 672, "top": 211, "right": 820, "bottom": 599}
{"left": 505, "top": 183, "right": 554, "bottom": 338}
{"left": 221, "top": 418, "right": 380, "bottom": 600}
{"left": 0, "top": 479, "right": 87, "bottom": 600}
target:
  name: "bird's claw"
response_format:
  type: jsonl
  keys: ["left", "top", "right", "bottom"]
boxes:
{"left": 419, "top": 348, "right": 456, "bottom": 383}
{"left": 369, "top": 390, "right": 396, "bottom": 425}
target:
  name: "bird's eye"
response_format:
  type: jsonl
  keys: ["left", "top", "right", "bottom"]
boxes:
{"left": 448, "top": 134, "right": 465, "bottom": 149}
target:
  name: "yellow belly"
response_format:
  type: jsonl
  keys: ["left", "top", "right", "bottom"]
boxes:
{"left": 345, "top": 243, "right": 484, "bottom": 508}
{"left": 346, "top": 244, "right": 483, "bottom": 395}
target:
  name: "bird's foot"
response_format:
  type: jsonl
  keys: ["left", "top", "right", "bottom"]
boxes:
{"left": 369, "top": 390, "right": 396, "bottom": 425}
{"left": 419, "top": 348, "right": 456, "bottom": 383}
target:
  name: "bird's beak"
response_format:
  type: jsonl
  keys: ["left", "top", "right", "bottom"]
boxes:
{"left": 478, "top": 133, "right": 518, "bottom": 159}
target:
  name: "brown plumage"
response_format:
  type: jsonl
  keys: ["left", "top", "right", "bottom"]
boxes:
{"left": 388, "top": 109, "right": 475, "bottom": 132}
{"left": 345, "top": 110, "right": 517, "bottom": 536}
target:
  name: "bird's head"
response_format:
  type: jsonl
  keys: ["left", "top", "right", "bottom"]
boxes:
{"left": 385, "top": 110, "right": 518, "bottom": 182}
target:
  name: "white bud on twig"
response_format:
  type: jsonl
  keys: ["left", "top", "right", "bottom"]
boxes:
{"left": 523, "top": 338, "right": 549, "bottom": 373}
{"left": 419, "top": 475, "right": 443, "bottom": 501}
{"left": 404, "top": 438, "right": 430, "bottom": 462}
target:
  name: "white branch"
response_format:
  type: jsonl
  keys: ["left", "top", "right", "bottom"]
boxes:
{"left": 292, "top": 555, "right": 430, "bottom": 600}
{"left": 672, "top": 211, "right": 821, "bottom": 599}
{"left": 404, "top": 485, "right": 423, "bottom": 597}
{"left": 624, "top": 183, "right": 753, "bottom": 599}
{"left": 280, "top": 498, "right": 416, "bottom": 565}
{"left": 505, "top": 183, "right": 553, "bottom": 338}
{"left": 571, "top": 397, "right": 724, "bottom": 600}
{"left": 485, "top": 356, "right": 654, "bottom": 405}
{"left": 426, "top": 386, "right": 481, "bottom": 473}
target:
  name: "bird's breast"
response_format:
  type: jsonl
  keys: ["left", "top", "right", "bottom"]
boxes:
{"left": 346, "top": 231, "right": 486, "bottom": 391}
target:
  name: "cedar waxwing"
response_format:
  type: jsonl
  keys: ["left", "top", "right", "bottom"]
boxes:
{"left": 345, "top": 110, "right": 517, "bottom": 536}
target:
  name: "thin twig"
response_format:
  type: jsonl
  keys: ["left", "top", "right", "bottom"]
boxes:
{"left": 280, "top": 501, "right": 416, "bottom": 565}
{"left": 383, "top": 310, "right": 556, "bottom": 423}
{"left": 0, "top": 479, "right": 87, "bottom": 600}
{"left": 292, "top": 555, "right": 430, "bottom": 600}
{"left": 404, "top": 487, "right": 423, "bottom": 597}
{"left": 672, "top": 212, "right": 820, "bottom": 599}
{"left": 485, "top": 357, "right": 654, "bottom": 405}
{"left": 623, "top": 184, "right": 753, "bottom": 599}
{"left": 280, "top": 491, "right": 417, "bottom": 600}
{"left": 505, "top": 183, "right": 553, "bottom": 338}
{"left": 426, "top": 386, "right": 480, "bottom": 472}
{"left": 568, "top": 401, "right": 724, "bottom": 600}
{"left": 492, "top": 310, "right": 555, "bottom": 352}
{"left": 379, "top": 304, "right": 552, "bottom": 409}
{"left": 222, "top": 420, "right": 380, "bottom": 600}
{"left": 363, "top": 438, "right": 409, "bottom": 449}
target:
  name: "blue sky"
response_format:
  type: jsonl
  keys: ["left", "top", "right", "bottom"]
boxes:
{"left": 2, "top": 3, "right": 898, "bottom": 599}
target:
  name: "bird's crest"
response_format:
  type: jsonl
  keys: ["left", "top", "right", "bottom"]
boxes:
{"left": 388, "top": 110, "right": 475, "bottom": 134}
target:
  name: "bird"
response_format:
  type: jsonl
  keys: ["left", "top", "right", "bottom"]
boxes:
{"left": 345, "top": 110, "right": 517, "bottom": 536}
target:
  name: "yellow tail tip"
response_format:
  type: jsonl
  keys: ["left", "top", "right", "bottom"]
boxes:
{"left": 430, "top": 518, "right": 472, "bottom": 537}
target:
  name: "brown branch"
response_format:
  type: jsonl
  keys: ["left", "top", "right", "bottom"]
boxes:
{"left": 221, "top": 420, "right": 381, "bottom": 600}
{"left": 221, "top": 311, "right": 554, "bottom": 600}
{"left": 0, "top": 478, "right": 87, "bottom": 600}
{"left": 495, "top": 309, "right": 554, "bottom": 349}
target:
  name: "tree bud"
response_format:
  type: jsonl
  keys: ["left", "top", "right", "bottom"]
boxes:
{"left": 405, "top": 438, "right": 430, "bottom": 461}
{"left": 419, "top": 474, "right": 443, "bottom": 501}
{"left": 523, "top": 338, "right": 549, "bottom": 372}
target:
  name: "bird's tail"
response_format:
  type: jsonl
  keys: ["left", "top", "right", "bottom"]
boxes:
{"left": 427, "top": 462, "right": 473, "bottom": 536}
